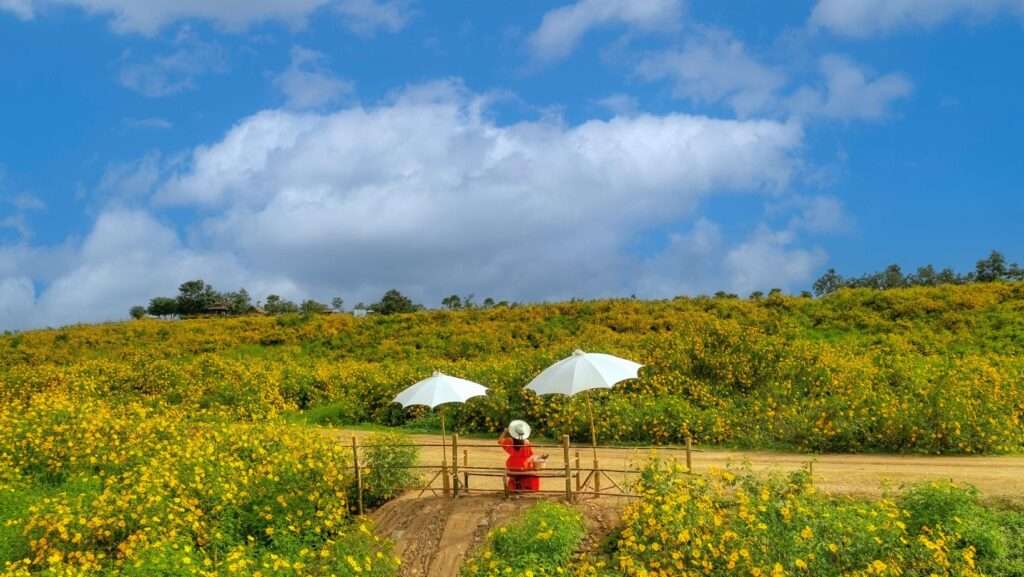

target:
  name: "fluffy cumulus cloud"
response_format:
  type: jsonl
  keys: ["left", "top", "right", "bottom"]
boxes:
{"left": 634, "top": 219, "right": 827, "bottom": 297}
{"left": 528, "top": 0, "right": 683, "bottom": 62}
{"left": 153, "top": 82, "right": 808, "bottom": 305}
{"left": 723, "top": 228, "right": 826, "bottom": 296}
{"left": 0, "top": 211, "right": 298, "bottom": 330}
{"left": 2, "top": 83, "right": 843, "bottom": 330}
{"left": 273, "top": 46, "right": 353, "bottom": 110}
{"left": 810, "top": 0, "right": 1024, "bottom": 37}
{"left": 0, "top": 0, "right": 413, "bottom": 35}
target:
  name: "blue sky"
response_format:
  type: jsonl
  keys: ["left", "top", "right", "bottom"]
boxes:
{"left": 0, "top": 0, "right": 1022, "bottom": 329}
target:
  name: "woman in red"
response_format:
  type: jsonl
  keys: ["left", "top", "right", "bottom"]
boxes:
{"left": 498, "top": 420, "right": 546, "bottom": 493}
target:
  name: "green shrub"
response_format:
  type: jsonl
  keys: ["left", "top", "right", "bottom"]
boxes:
{"left": 461, "top": 502, "right": 585, "bottom": 577}
{"left": 900, "top": 481, "right": 1024, "bottom": 576}
{"left": 303, "top": 398, "right": 364, "bottom": 425}
{"left": 360, "top": 432, "right": 420, "bottom": 509}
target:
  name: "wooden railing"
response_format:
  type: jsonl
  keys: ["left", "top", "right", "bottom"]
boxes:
{"left": 348, "top": 434, "right": 702, "bottom": 512}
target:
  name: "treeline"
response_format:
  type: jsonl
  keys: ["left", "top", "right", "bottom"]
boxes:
{"left": 813, "top": 250, "right": 1023, "bottom": 296}
{"left": 132, "top": 283, "right": 511, "bottom": 320}
{"left": 133, "top": 251, "right": 1021, "bottom": 319}
{"left": 132, "top": 280, "right": 345, "bottom": 320}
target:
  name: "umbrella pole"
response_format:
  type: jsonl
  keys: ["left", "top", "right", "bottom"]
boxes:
{"left": 440, "top": 410, "right": 451, "bottom": 496}
{"left": 585, "top": 392, "right": 600, "bottom": 493}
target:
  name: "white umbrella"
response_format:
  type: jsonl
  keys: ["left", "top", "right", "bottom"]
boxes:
{"left": 526, "top": 349, "right": 642, "bottom": 454}
{"left": 393, "top": 371, "right": 488, "bottom": 490}
{"left": 393, "top": 371, "right": 489, "bottom": 412}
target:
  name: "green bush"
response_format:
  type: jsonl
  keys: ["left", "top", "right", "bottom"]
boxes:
{"left": 360, "top": 432, "right": 420, "bottom": 509}
{"left": 303, "top": 398, "right": 365, "bottom": 426}
{"left": 461, "top": 502, "right": 585, "bottom": 577}
{"left": 900, "top": 482, "right": 1024, "bottom": 576}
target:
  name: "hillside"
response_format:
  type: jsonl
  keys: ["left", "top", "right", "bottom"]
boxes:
{"left": 3, "top": 282, "right": 1023, "bottom": 454}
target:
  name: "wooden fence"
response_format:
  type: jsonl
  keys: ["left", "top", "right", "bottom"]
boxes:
{"left": 348, "top": 434, "right": 703, "bottom": 513}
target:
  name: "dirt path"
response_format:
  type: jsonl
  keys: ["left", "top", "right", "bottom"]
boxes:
{"left": 369, "top": 494, "right": 627, "bottom": 577}
{"left": 370, "top": 495, "right": 535, "bottom": 577}
{"left": 342, "top": 429, "right": 1024, "bottom": 501}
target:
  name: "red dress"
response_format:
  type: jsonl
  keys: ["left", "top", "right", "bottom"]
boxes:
{"left": 500, "top": 437, "right": 540, "bottom": 492}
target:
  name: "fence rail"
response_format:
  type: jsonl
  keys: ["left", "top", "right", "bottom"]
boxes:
{"left": 347, "top": 433, "right": 706, "bottom": 512}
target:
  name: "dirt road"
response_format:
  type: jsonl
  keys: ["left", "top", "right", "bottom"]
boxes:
{"left": 370, "top": 494, "right": 626, "bottom": 577}
{"left": 342, "top": 430, "right": 1024, "bottom": 501}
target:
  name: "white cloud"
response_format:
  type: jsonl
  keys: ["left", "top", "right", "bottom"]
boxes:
{"left": 528, "top": 0, "right": 683, "bottom": 62}
{"left": 123, "top": 117, "right": 174, "bottom": 130}
{"left": 4, "top": 193, "right": 45, "bottom": 211}
{"left": 274, "top": 46, "right": 353, "bottom": 110}
{"left": 154, "top": 81, "right": 802, "bottom": 304}
{"left": 0, "top": 211, "right": 298, "bottom": 330}
{"left": 634, "top": 218, "right": 829, "bottom": 297}
{"left": 724, "top": 227, "right": 826, "bottom": 295}
{"left": 636, "top": 28, "right": 786, "bottom": 117}
{"left": 0, "top": 0, "right": 32, "bottom": 19}
{"left": 0, "top": 276, "right": 36, "bottom": 329}
{"left": 793, "top": 195, "right": 848, "bottom": 233}
{"left": 2, "top": 0, "right": 331, "bottom": 35}
{"left": 788, "top": 55, "right": 912, "bottom": 120}
{"left": 0, "top": 0, "right": 416, "bottom": 35}
{"left": 1, "top": 174, "right": 45, "bottom": 241}
{"left": 335, "top": 0, "right": 413, "bottom": 36}
{"left": 96, "top": 152, "right": 167, "bottom": 203}
{"left": 809, "top": 0, "right": 1024, "bottom": 37}
{"left": 594, "top": 93, "right": 639, "bottom": 116}
{"left": 633, "top": 28, "right": 910, "bottom": 122}
{"left": 118, "top": 31, "right": 226, "bottom": 97}
{"left": 0, "top": 215, "right": 31, "bottom": 240}
{"left": 3, "top": 83, "right": 840, "bottom": 330}
{"left": 0, "top": 241, "right": 77, "bottom": 329}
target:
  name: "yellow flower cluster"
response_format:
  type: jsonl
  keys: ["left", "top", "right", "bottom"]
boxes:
{"left": 0, "top": 394, "right": 399, "bottom": 577}
{"left": 611, "top": 463, "right": 984, "bottom": 577}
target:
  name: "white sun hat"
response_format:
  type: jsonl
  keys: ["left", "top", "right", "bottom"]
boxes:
{"left": 508, "top": 419, "right": 531, "bottom": 440}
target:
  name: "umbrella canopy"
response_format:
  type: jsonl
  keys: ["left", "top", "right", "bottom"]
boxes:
{"left": 526, "top": 349, "right": 642, "bottom": 463}
{"left": 526, "top": 349, "right": 642, "bottom": 396}
{"left": 392, "top": 371, "right": 488, "bottom": 477}
{"left": 393, "top": 371, "right": 489, "bottom": 409}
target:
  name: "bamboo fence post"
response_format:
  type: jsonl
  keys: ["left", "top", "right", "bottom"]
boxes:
{"left": 585, "top": 393, "right": 601, "bottom": 494}
{"left": 562, "top": 435, "right": 572, "bottom": 502}
{"left": 574, "top": 450, "right": 581, "bottom": 491}
{"left": 351, "top": 436, "right": 364, "bottom": 516}
{"left": 685, "top": 435, "right": 693, "bottom": 473}
{"left": 451, "top": 434, "right": 460, "bottom": 495}
{"left": 440, "top": 413, "right": 451, "bottom": 497}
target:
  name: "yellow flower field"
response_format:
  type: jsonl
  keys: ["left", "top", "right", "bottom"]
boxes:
{"left": 3, "top": 283, "right": 1022, "bottom": 454}
{"left": 2, "top": 283, "right": 1023, "bottom": 574}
